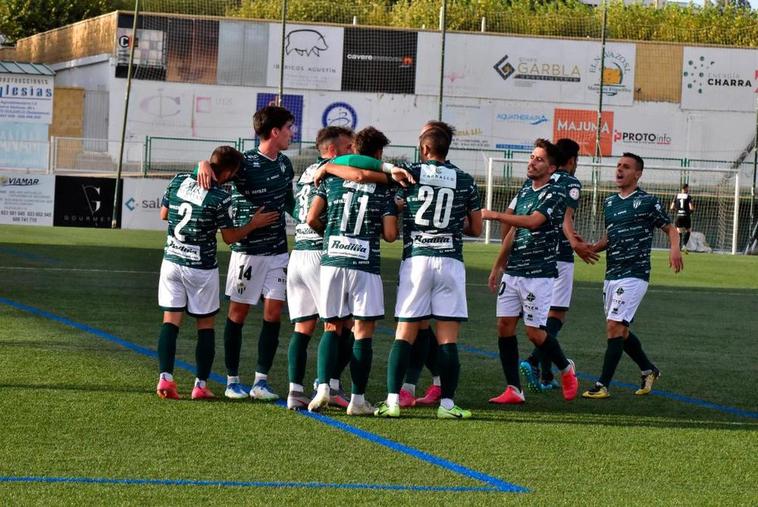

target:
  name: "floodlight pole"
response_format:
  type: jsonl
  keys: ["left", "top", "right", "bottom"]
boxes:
{"left": 437, "top": 0, "right": 447, "bottom": 121}
{"left": 751, "top": 96, "right": 757, "bottom": 242}
{"left": 591, "top": 0, "right": 609, "bottom": 238}
{"left": 112, "top": 0, "right": 140, "bottom": 229}
{"left": 278, "top": 0, "right": 288, "bottom": 106}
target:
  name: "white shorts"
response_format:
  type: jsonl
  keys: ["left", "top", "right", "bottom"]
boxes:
{"left": 287, "top": 249, "right": 322, "bottom": 322}
{"left": 319, "top": 266, "right": 384, "bottom": 321}
{"left": 550, "top": 261, "right": 575, "bottom": 311}
{"left": 496, "top": 273, "right": 554, "bottom": 328}
{"left": 158, "top": 260, "right": 219, "bottom": 317}
{"left": 603, "top": 278, "right": 649, "bottom": 325}
{"left": 225, "top": 251, "right": 288, "bottom": 305}
{"left": 395, "top": 256, "right": 468, "bottom": 321}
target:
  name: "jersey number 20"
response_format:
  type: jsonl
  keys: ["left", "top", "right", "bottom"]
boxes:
{"left": 415, "top": 186, "right": 453, "bottom": 228}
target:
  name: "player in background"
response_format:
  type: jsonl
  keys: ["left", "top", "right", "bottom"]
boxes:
{"left": 306, "top": 127, "right": 400, "bottom": 416}
{"left": 670, "top": 183, "right": 694, "bottom": 253}
{"left": 197, "top": 105, "right": 295, "bottom": 401}
{"left": 583, "top": 153, "right": 683, "bottom": 399}
{"left": 481, "top": 139, "right": 579, "bottom": 404}
{"left": 374, "top": 125, "right": 483, "bottom": 419}
{"left": 519, "top": 139, "right": 599, "bottom": 392}
{"left": 156, "top": 146, "right": 278, "bottom": 400}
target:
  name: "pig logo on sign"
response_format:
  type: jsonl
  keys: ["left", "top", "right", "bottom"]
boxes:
{"left": 285, "top": 29, "right": 328, "bottom": 57}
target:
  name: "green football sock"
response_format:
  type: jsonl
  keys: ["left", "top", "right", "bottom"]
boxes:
{"left": 223, "top": 318, "right": 243, "bottom": 377}
{"left": 599, "top": 336, "right": 625, "bottom": 387}
{"left": 623, "top": 332, "right": 653, "bottom": 372}
{"left": 195, "top": 328, "right": 215, "bottom": 381}
{"left": 316, "top": 331, "right": 339, "bottom": 385}
{"left": 158, "top": 323, "right": 179, "bottom": 374}
{"left": 538, "top": 334, "right": 569, "bottom": 371}
{"left": 387, "top": 340, "right": 412, "bottom": 394}
{"left": 334, "top": 328, "right": 354, "bottom": 379}
{"left": 287, "top": 332, "right": 311, "bottom": 385}
{"left": 438, "top": 343, "right": 460, "bottom": 399}
{"left": 498, "top": 335, "right": 520, "bottom": 389}
{"left": 256, "top": 319, "right": 280, "bottom": 375}
{"left": 404, "top": 328, "right": 431, "bottom": 385}
{"left": 425, "top": 329, "right": 440, "bottom": 377}
{"left": 350, "top": 338, "right": 373, "bottom": 395}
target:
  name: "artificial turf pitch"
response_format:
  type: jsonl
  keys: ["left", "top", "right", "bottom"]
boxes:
{"left": 0, "top": 225, "right": 756, "bottom": 505}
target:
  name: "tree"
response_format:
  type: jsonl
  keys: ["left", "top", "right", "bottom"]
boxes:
{"left": 0, "top": 0, "right": 109, "bottom": 42}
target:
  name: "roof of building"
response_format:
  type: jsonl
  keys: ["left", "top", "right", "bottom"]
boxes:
{"left": 0, "top": 61, "right": 55, "bottom": 75}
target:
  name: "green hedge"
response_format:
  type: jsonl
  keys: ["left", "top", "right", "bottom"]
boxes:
{"left": 227, "top": 0, "right": 758, "bottom": 47}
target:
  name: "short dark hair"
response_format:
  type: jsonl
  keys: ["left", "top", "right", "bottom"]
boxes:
{"left": 315, "top": 126, "right": 353, "bottom": 151}
{"left": 354, "top": 126, "right": 390, "bottom": 157}
{"left": 534, "top": 138, "right": 562, "bottom": 167}
{"left": 209, "top": 146, "right": 243, "bottom": 176}
{"left": 253, "top": 105, "right": 295, "bottom": 139}
{"left": 682, "top": 183, "right": 689, "bottom": 191}
{"left": 622, "top": 152, "right": 644, "bottom": 171}
{"left": 420, "top": 127, "right": 451, "bottom": 158}
{"left": 555, "top": 138, "right": 580, "bottom": 167}
{"left": 423, "top": 120, "right": 455, "bottom": 142}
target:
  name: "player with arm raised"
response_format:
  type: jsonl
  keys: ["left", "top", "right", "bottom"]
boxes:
{"left": 373, "top": 125, "right": 483, "bottom": 419}
{"left": 520, "top": 138, "right": 599, "bottom": 392}
{"left": 306, "top": 127, "right": 400, "bottom": 416}
{"left": 481, "top": 139, "right": 579, "bottom": 404}
{"left": 196, "top": 105, "right": 295, "bottom": 401}
{"left": 582, "top": 153, "right": 683, "bottom": 399}
{"left": 155, "top": 146, "right": 278, "bottom": 400}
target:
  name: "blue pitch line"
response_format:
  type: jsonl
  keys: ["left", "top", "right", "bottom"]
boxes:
{"left": 0, "top": 297, "right": 526, "bottom": 494}
{"left": 458, "top": 344, "right": 758, "bottom": 420}
{"left": 0, "top": 246, "right": 60, "bottom": 265}
{"left": 0, "top": 476, "right": 499, "bottom": 492}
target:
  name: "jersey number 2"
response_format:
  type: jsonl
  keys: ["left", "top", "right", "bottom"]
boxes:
{"left": 174, "top": 202, "right": 193, "bottom": 242}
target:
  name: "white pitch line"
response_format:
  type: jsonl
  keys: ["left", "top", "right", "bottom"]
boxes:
{"left": 0, "top": 267, "right": 754, "bottom": 296}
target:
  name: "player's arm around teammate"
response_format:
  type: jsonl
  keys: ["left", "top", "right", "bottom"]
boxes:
{"left": 156, "top": 147, "right": 257, "bottom": 401}
{"left": 376, "top": 126, "right": 483, "bottom": 419}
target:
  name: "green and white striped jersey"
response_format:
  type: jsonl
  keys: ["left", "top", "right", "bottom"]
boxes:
{"left": 506, "top": 182, "right": 566, "bottom": 278}
{"left": 230, "top": 149, "right": 294, "bottom": 256}
{"left": 316, "top": 175, "right": 396, "bottom": 275}
{"left": 604, "top": 188, "right": 670, "bottom": 281}
{"left": 395, "top": 160, "right": 481, "bottom": 261}
{"left": 161, "top": 173, "right": 233, "bottom": 269}
{"left": 293, "top": 158, "right": 328, "bottom": 251}
{"left": 551, "top": 170, "right": 582, "bottom": 263}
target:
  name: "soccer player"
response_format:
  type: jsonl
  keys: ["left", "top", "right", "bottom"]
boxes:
{"left": 519, "top": 138, "right": 598, "bottom": 392}
{"left": 670, "top": 183, "right": 694, "bottom": 253}
{"left": 398, "top": 120, "right": 454, "bottom": 409}
{"left": 306, "top": 127, "right": 399, "bottom": 416}
{"left": 286, "top": 126, "right": 412, "bottom": 410}
{"left": 156, "top": 146, "right": 278, "bottom": 400}
{"left": 373, "top": 125, "right": 483, "bottom": 419}
{"left": 482, "top": 139, "right": 580, "bottom": 404}
{"left": 197, "top": 105, "right": 295, "bottom": 401}
{"left": 583, "top": 153, "right": 683, "bottom": 399}
{"left": 286, "top": 126, "right": 354, "bottom": 410}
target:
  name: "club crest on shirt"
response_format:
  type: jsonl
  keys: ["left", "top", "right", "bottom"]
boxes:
{"left": 633, "top": 198, "right": 642, "bottom": 209}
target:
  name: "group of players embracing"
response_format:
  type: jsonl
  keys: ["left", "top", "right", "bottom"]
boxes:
{"left": 154, "top": 104, "right": 683, "bottom": 419}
